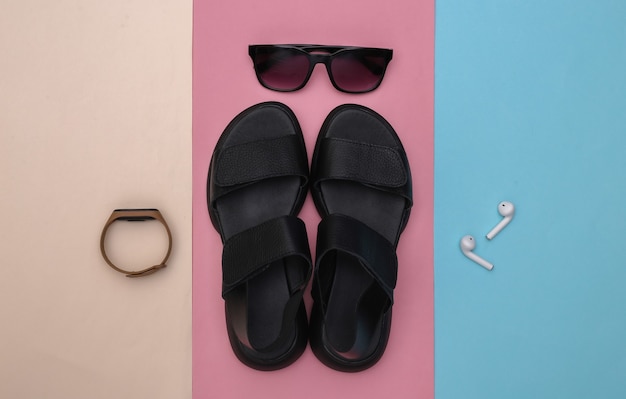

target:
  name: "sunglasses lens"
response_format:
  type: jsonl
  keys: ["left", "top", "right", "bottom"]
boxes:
{"left": 253, "top": 47, "right": 310, "bottom": 91}
{"left": 331, "top": 51, "right": 389, "bottom": 93}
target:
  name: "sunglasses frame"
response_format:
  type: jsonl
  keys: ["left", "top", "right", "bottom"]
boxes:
{"left": 248, "top": 44, "right": 393, "bottom": 93}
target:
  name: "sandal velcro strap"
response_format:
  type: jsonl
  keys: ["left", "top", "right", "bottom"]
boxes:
{"left": 222, "top": 215, "right": 312, "bottom": 297}
{"left": 314, "top": 137, "right": 407, "bottom": 188}
{"left": 214, "top": 135, "right": 308, "bottom": 187}
{"left": 315, "top": 214, "right": 398, "bottom": 301}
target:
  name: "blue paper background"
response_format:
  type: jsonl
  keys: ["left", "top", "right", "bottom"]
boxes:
{"left": 434, "top": 1, "right": 626, "bottom": 398}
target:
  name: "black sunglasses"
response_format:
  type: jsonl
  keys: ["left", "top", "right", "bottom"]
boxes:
{"left": 248, "top": 44, "right": 393, "bottom": 93}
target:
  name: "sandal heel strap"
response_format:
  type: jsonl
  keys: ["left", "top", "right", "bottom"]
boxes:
{"left": 316, "top": 214, "right": 397, "bottom": 301}
{"left": 222, "top": 215, "right": 312, "bottom": 297}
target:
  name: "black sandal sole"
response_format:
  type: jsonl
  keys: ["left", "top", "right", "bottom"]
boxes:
{"left": 207, "top": 102, "right": 312, "bottom": 371}
{"left": 310, "top": 104, "right": 412, "bottom": 372}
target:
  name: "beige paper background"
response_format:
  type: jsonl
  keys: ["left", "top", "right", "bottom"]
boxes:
{"left": 0, "top": 1, "right": 192, "bottom": 398}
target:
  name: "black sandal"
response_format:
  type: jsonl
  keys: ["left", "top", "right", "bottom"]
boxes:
{"left": 207, "top": 102, "right": 312, "bottom": 371}
{"left": 309, "top": 104, "right": 412, "bottom": 372}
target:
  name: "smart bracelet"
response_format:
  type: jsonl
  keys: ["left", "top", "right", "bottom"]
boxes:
{"left": 100, "top": 208, "right": 172, "bottom": 277}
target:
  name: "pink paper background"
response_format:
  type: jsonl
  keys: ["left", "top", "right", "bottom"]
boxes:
{"left": 192, "top": 0, "right": 433, "bottom": 397}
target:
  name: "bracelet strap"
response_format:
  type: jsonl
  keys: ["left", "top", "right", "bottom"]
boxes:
{"left": 100, "top": 208, "right": 173, "bottom": 278}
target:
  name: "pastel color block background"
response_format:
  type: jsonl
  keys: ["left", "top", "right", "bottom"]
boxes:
{"left": 435, "top": 1, "right": 626, "bottom": 398}
{"left": 3, "top": 0, "right": 626, "bottom": 398}
{"left": 2, "top": 1, "right": 191, "bottom": 398}
{"left": 192, "top": 0, "right": 434, "bottom": 398}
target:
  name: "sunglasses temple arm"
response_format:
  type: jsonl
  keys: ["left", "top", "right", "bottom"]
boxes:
{"left": 252, "top": 56, "right": 293, "bottom": 75}
{"left": 252, "top": 59, "right": 271, "bottom": 74}
{"left": 360, "top": 58, "right": 387, "bottom": 75}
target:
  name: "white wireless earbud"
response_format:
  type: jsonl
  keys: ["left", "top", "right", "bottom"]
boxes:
{"left": 486, "top": 201, "right": 515, "bottom": 240}
{"left": 460, "top": 235, "right": 493, "bottom": 271}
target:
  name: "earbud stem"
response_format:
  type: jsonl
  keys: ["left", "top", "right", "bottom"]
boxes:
{"left": 465, "top": 251, "right": 494, "bottom": 270}
{"left": 486, "top": 217, "right": 511, "bottom": 240}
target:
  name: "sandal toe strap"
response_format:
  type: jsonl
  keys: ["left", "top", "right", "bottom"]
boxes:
{"left": 210, "top": 135, "right": 308, "bottom": 204}
{"left": 313, "top": 137, "right": 409, "bottom": 197}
